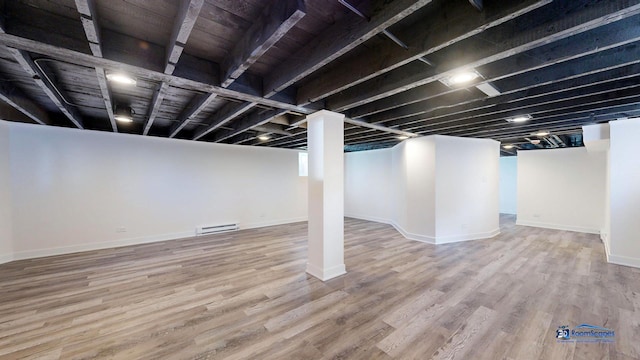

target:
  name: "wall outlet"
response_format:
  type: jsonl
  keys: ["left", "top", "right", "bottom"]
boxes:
{"left": 116, "top": 226, "right": 127, "bottom": 233}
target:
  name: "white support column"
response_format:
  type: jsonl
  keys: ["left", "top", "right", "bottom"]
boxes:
{"left": 306, "top": 110, "right": 346, "bottom": 281}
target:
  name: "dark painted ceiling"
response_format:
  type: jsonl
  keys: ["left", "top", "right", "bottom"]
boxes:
{"left": 0, "top": 0, "right": 637, "bottom": 156}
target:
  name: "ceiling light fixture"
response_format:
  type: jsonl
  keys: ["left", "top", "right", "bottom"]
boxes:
{"left": 440, "top": 70, "right": 480, "bottom": 87}
{"left": 506, "top": 114, "right": 532, "bottom": 123}
{"left": 397, "top": 135, "right": 409, "bottom": 140}
{"left": 257, "top": 135, "right": 270, "bottom": 141}
{"left": 502, "top": 144, "right": 515, "bottom": 149}
{"left": 529, "top": 139, "right": 541, "bottom": 145}
{"left": 106, "top": 73, "right": 137, "bottom": 86}
{"left": 114, "top": 106, "right": 133, "bottom": 123}
{"left": 534, "top": 131, "right": 550, "bottom": 137}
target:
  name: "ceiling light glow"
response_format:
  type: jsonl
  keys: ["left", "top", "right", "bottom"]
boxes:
{"left": 257, "top": 135, "right": 270, "bottom": 141}
{"left": 506, "top": 114, "right": 532, "bottom": 123}
{"left": 397, "top": 135, "right": 409, "bottom": 140}
{"left": 529, "top": 139, "right": 541, "bottom": 145}
{"left": 449, "top": 72, "right": 478, "bottom": 84}
{"left": 535, "top": 131, "right": 550, "bottom": 137}
{"left": 106, "top": 73, "right": 137, "bottom": 85}
{"left": 503, "top": 144, "right": 514, "bottom": 149}
{"left": 115, "top": 115, "right": 133, "bottom": 123}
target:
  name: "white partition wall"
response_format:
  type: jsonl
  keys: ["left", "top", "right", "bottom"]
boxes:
{"left": 499, "top": 157, "right": 518, "bottom": 215}
{"left": 0, "top": 122, "right": 12, "bottom": 264}
{"left": 608, "top": 118, "right": 640, "bottom": 267}
{"left": 306, "top": 110, "right": 346, "bottom": 281}
{"left": 4, "top": 121, "right": 308, "bottom": 261}
{"left": 344, "top": 148, "right": 392, "bottom": 223}
{"left": 345, "top": 135, "right": 500, "bottom": 244}
{"left": 434, "top": 136, "right": 500, "bottom": 242}
{"left": 517, "top": 148, "right": 606, "bottom": 234}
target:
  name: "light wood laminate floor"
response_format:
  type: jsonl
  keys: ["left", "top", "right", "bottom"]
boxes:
{"left": 1, "top": 215, "right": 639, "bottom": 359}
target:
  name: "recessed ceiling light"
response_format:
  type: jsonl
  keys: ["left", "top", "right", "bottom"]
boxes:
{"left": 529, "top": 139, "right": 541, "bottom": 145}
{"left": 257, "top": 135, "right": 270, "bottom": 141}
{"left": 114, "top": 106, "right": 133, "bottom": 123}
{"left": 449, "top": 71, "right": 479, "bottom": 84}
{"left": 440, "top": 70, "right": 481, "bottom": 87}
{"left": 503, "top": 144, "right": 514, "bottom": 149}
{"left": 506, "top": 114, "right": 532, "bottom": 123}
{"left": 106, "top": 73, "right": 137, "bottom": 86}
{"left": 534, "top": 131, "right": 550, "bottom": 137}
{"left": 397, "top": 135, "right": 409, "bottom": 140}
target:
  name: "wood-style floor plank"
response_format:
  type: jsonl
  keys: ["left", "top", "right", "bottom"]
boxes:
{"left": 1, "top": 215, "right": 639, "bottom": 359}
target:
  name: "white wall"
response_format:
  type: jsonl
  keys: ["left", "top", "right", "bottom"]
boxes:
{"left": 499, "top": 156, "right": 517, "bottom": 214}
{"left": 345, "top": 135, "right": 500, "bottom": 244}
{"left": 344, "top": 148, "right": 392, "bottom": 223}
{"left": 517, "top": 147, "right": 606, "bottom": 233}
{"left": 393, "top": 137, "right": 437, "bottom": 241}
{"left": 435, "top": 136, "right": 500, "bottom": 242}
{"left": 0, "top": 122, "right": 12, "bottom": 263}
{"left": 608, "top": 118, "right": 640, "bottom": 267}
{"left": 7, "top": 122, "right": 307, "bottom": 260}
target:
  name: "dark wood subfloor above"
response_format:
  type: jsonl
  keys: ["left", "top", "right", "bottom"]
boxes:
{"left": 1, "top": 216, "right": 639, "bottom": 359}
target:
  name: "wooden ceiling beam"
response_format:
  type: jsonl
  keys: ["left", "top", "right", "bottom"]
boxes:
{"left": 296, "top": 0, "right": 550, "bottom": 105}
{"left": 379, "top": 47, "right": 640, "bottom": 130}
{"left": 0, "top": 80, "right": 51, "bottom": 125}
{"left": 75, "top": 0, "right": 117, "bottom": 132}
{"left": 165, "top": 0, "right": 204, "bottom": 75}
{"left": 221, "top": 0, "right": 306, "bottom": 88}
{"left": 192, "top": 101, "right": 257, "bottom": 141}
{"left": 403, "top": 89, "right": 640, "bottom": 136}
{"left": 328, "top": 0, "right": 640, "bottom": 112}
{"left": 0, "top": 24, "right": 83, "bottom": 129}
{"left": 348, "top": 14, "right": 640, "bottom": 119}
{"left": 263, "top": 0, "right": 434, "bottom": 98}
{"left": 144, "top": 0, "right": 205, "bottom": 136}
{"left": 173, "top": 0, "right": 304, "bottom": 139}
{"left": 0, "top": 34, "right": 313, "bottom": 119}
{"left": 210, "top": 109, "right": 289, "bottom": 143}
{"left": 168, "top": 92, "right": 218, "bottom": 138}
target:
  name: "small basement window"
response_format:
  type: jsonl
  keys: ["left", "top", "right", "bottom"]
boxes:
{"left": 298, "top": 152, "right": 308, "bottom": 177}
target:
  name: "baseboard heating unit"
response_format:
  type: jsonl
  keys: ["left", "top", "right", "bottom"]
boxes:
{"left": 196, "top": 223, "right": 239, "bottom": 236}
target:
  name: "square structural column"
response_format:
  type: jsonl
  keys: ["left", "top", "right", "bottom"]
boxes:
{"left": 306, "top": 110, "right": 346, "bottom": 281}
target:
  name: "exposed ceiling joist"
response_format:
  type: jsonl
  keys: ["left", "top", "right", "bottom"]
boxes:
{"left": 0, "top": 80, "right": 50, "bottom": 125}
{"left": 348, "top": 14, "right": 640, "bottom": 120}
{"left": 221, "top": 0, "right": 306, "bottom": 88}
{"left": 329, "top": 0, "right": 640, "bottom": 112}
{"left": 296, "top": 0, "right": 550, "bottom": 105}
{"left": 143, "top": 0, "right": 205, "bottom": 136}
{"left": 0, "top": 34, "right": 314, "bottom": 117}
{"left": 193, "top": 101, "right": 257, "bottom": 141}
{"left": 169, "top": 92, "right": 218, "bottom": 138}
{"left": 75, "top": 0, "right": 117, "bottom": 132}
{"left": 166, "top": 0, "right": 205, "bottom": 75}
{"left": 211, "top": 109, "right": 289, "bottom": 143}
{"left": 263, "top": 0, "right": 434, "bottom": 97}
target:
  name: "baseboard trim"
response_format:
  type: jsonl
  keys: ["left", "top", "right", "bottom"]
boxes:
{"left": 0, "top": 253, "right": 13, "bottom": 265}
{"left": 516, "top": 219, "right": 600, "bottom": 234}
{"left": 344, "top": 214, "right": 392, "bottom": 225}
{"left": 306, "top": 262, "right": 346, "bottom": 281}
{"left": 608, "top": 253, "right": 640, "bottom": 269}
{"left": 435, "top": 228, "right": 501, "bottom": 244}
{"left": 390, "top": 222, "right": 436, "bottom": 244}
{"left": 242, "top": 217, "right": 308, "bottom": 230}
{"left": 11, "top": 217, "right": 308, "bottom": 262}
{"left": 12, "top": 231, "right": 195, "bottom": 261}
